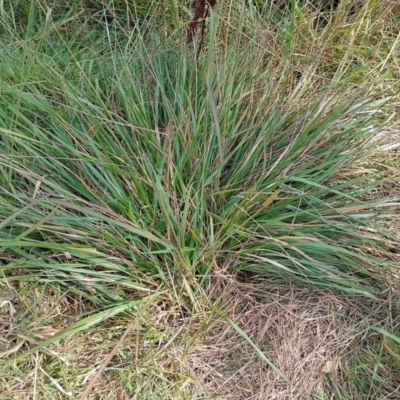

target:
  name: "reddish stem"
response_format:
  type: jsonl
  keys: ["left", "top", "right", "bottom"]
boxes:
{"left": 187, "top": 0, "right": 216, "bottom": 44}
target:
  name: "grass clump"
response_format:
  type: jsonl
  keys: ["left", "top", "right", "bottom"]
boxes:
{"left": 1, "top": 0, "right": 399, "bottom": 398}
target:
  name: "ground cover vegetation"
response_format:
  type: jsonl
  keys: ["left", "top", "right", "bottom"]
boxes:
{"left": 1, "top": 0, "right": 400, "bottom": 398}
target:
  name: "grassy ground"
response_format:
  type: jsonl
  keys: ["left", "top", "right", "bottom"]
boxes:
{"left": 1, "top": 0, "right": 400, "bottom": 398}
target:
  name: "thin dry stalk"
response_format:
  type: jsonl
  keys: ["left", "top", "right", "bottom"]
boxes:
{"left": 187, "top": 0, "right": 217, "bottom": 44}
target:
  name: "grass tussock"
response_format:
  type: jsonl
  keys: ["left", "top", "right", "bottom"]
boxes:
{"left": 1, "top": 0, "right": 400, "bottom": 398}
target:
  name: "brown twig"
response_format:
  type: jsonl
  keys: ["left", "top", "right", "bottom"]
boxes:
{"left": 78, "top": 323, "right": 133, "bottom": 400}
{"left": 187, "top": 0, "right": 217, "bottom": 45}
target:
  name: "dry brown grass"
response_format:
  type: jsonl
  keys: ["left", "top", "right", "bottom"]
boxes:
{"left": 186, "top": 281, "right": 400, "bottom": 399}
{"left": 2, "top": 278, "right": 400, "bottom": 399}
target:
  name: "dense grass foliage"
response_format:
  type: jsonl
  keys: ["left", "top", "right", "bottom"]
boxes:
{"left": 0, "top": 1, "right": 399, "bottom": 397}
{"left": 1, "top": 0, "right": 393, "bottom": 301}
{"left": 0, "top": 0, "right": 186, "bottom": 36}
